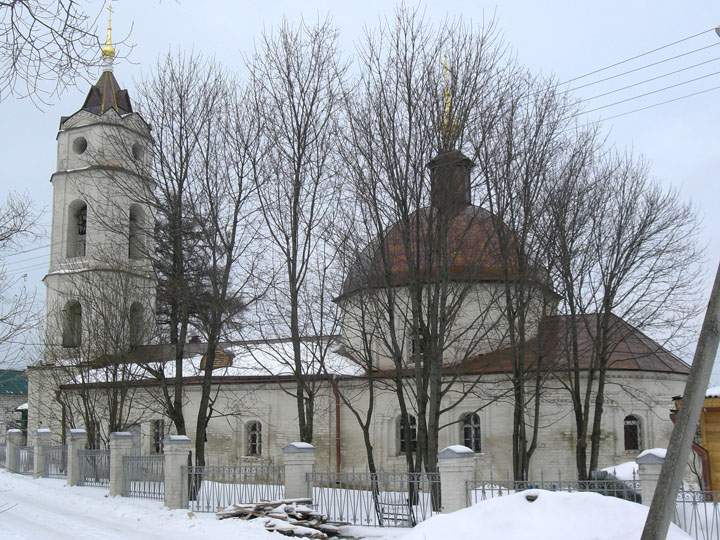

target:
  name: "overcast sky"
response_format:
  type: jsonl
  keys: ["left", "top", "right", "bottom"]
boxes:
{"left": 2, "top": 0, "right": 719, "bottom": 376}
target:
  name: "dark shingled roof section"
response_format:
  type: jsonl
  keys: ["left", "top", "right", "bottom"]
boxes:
{"left": 80, "top": 70, "right": 133, "bottom": 115}
{"left": 0, "top": 370, "right": 28, "bottom": 395}
{"left": 460, "top": 313, "right": 690, "bottom": 376}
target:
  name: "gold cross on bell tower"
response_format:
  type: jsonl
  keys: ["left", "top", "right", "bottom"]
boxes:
{"left": 100, "top": 2, "right": 116, "bottom": 60}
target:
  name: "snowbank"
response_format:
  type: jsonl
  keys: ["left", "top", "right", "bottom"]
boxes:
{"left": 602, "top": 460, "right": 637, "bottom": 481}
{"left": 399, "top": 490, "right": 691, "bottom": 540}
{"left": 0, "top": 469, "right": 281, "bottom": 540}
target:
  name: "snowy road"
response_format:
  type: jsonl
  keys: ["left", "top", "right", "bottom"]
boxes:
{"left": 0, "top": 469, "right": 275, "bottom": 540}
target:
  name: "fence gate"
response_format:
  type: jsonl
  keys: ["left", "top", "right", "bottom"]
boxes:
{"left": 44, "top": 445, "right": 67, "bottom": 478}
{"left": 186, "top": 463, "right": 285, "bottom": 512}
{"left": 123, "top": 454, "right": 164, "bottom": 500}
{"left": 15, "top": 446, "right": 33, "bottom": 475}
{"left": 310, "top": 471, "right": 440, "bottom": 527}
{"left": 78, "top": 449, "right": 110, "bottom": 487}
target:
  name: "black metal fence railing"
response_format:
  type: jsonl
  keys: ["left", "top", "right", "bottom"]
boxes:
{"left": 78, "top": 449, "right": 110, "bottom": 487}
{"left": 122, "top": 454, "right": 164, "bottom": 501}
{"left": 15, "top": 446, "right": 34, "bottom": 475}
{"left": 44, "top": 445, "right": 67, "bottom": 478}
{"left": 466, "top": 472, "right": 641, "bottom": 507}
{"left": 310, "top": 471, "right": 440, "bottom": 528}
{"left": 675, "top": 490, "right": 720, "bottom": 540}
{"left": 186, "top": 464, "right": 285, "bottom": 513}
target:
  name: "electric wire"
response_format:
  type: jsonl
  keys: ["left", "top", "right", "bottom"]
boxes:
{"left": 559, "top": 27, "right": 717, "bottom": 85}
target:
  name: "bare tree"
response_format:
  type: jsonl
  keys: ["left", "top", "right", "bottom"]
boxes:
{"left": 188, "top": 75, "right": 265, "bottom": 467}
{"left": 248, "top": 17, "right": 346, "bottom": 444}
{"left": 545, "top": 149, "right": 701, "bottom": 479}
{"left": 0, "top": 1, "right": 130, "bottom": 103}
{"left": 0, "top": 192, "right": 39, "bottom": 369}
{"left": 337, "top": 7, "right": 513, "bottom": 495}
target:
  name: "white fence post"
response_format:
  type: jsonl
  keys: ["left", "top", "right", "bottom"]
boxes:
{"left": 163, "top": 435, "right": 192, "bottom": 510}
{"left": 6, "top": 429, "right": 23, "bottom": 472}
{"left": 438, "top": 445, "right": 476, "bottom": 513}
{"left": 283, "top": 442, "right": 315, "bottom": 500}
{"left": 109, "top": 432, "right": 134, "bottom": 496}
{"left": 638, "top": 451, "right": 666, "bottom": 506}
{"left": 66, "top": 428, "right": 86, "bottom": 486}
{"left": 33, "top": 428, "right": 52, "bottom": 478}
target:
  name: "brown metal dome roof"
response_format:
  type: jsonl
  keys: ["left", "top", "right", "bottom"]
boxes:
{"left": 340, "top": 204, "right": 529, "bottom": 297}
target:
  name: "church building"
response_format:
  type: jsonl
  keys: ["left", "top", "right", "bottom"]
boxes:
{"left": 25, "top": 27, "right": 690, "bottom": 480}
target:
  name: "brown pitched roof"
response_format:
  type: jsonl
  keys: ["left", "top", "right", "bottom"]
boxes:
{"left": 461, "top": 313, "right": 690, "bottom": 376}
{"left": 80, "top": 70, "right": 133, "bottom": 115}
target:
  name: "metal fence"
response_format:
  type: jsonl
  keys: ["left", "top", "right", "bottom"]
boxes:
{"left": 466, "top": 473, "right": 641, "bottom": 506}
{"left": 675, "top": 490, "right": 720, "bottom": 540}
{"left": 186, "top": 463, "right": 285, "bottom": 512}
{"left": 0, "top": 444, "right": 5, "bottom": 467}
{"left": 310, "top": 471, "right": 440, "bottom": 527}
{"left": 15, "top": 446, "right": 34, "bottom": 475}
{"left": 123, "top": 454, "right": 164, "bottom": 500}
{"left": 78, "top": 449, "right": 110, "bottom": 487}
{"left": 43, "top": 445, "right": 67, "bottom": 478}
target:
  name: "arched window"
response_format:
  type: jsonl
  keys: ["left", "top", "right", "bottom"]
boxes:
{"left": 399, "top": 415, "right": 417, "bottom": 454}
{"left": 128, "top": 204, "right": 144, "bottom": 260}
{"left": 129, "top": 302, "right": 144, "bottom": 347}
{"left": 62, "top": 300, "right": 82, "bottom": 348}
{"left": 247, "top": 421, "right": 262, "bottom": 456}
{"left": 462, "top": 413, "right": 482, "bottom": 452}
{"left": 66, "top": 201, "right": 87, "bottom": 258}
{"left": 624, "top": 415, "right": 641, "bottom": 451}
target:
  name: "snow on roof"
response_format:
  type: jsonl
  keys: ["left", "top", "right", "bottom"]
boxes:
{"left": 15, "top": 402, "right": 28, "bottom": 411}
{"left": 60, "top": 338, "right": 364, "bottom": 385}
{"left": 401, "top": 489, "right": 691, "bottom": 540}
{"left": 707, "top": 386, "right": 720, "bottom": 398}
{"left": 601, "top": 460, "right": 637, "bottom": 482}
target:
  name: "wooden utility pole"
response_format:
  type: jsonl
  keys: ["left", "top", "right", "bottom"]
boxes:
{"left": 642, "top": 261, "right": 720, "bottom": 540}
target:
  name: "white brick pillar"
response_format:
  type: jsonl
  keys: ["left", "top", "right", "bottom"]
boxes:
{"left": 438, "top": 445, "right": 476, "bottom": 513}
{"left": 283, "top": 442, "right": 315, "bottom": 500}
{"left": 109, "top": 432, "right": 134, "bottom": 496}
{"left": 6, "top": 429, "right": 23, "bottom": 473}
{"left": 66, "top": 428, "right": 86, "bottom": 486}
{"left": 33, "top": 428, "right": 52, "bottom": 478}
{"left": 163, "top": 435, "right": 192, "bottom": 510}
{"left": 638, "top": 451, "right": 665, "bottom": 506}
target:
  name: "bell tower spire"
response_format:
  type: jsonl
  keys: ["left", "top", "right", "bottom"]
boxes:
{"left": 100, "top": 2, "right": 116, "bottom": 71}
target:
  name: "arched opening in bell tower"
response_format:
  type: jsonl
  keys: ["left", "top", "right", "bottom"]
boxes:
{"left": 128, "top": 204, "right": 145, "bottom": 260}
{"left": 66, "top": 200, "right": 88, "bottom": 258}
{"left": 62, "top": 300, "right": 82, "bottom": 348}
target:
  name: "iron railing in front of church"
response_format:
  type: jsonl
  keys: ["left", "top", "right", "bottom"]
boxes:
{"left": 15, "top": 445, "right": 34, "bottom": 475}
{"left": 78, "top": 448, "right": 110, "bottom": 487}
{"left": 122, "top": 454, "right": 164, "bottom": 500}
{"left": 465, "top": 470, "right": 642, "bottom": 507}
{"left": 43, "top": 445, "right": 67, "bottom": 478}
{"left": 675, "top": 489, "right": 720, "bottom": 540}
{"left": 185, "top": 463, "right": 285, "bottom": 512}
{"left": 310, "top": 470, "right": 440, "bottom": 528}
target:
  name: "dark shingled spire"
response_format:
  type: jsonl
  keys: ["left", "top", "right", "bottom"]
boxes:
{"left": 80, "top": 70, "right": 133, "bottom": 115}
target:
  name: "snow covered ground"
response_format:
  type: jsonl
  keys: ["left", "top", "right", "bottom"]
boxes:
{"left": 400, "top": 489, "right": 692, "bottom": 540}
{"left": 0, "top": 469, "right": 279, "bottom": 540}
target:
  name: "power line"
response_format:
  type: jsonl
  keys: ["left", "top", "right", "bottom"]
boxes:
{"left": 575, "top": 69, "right": 720, "bottom": 116}
{"left": 578, "top": 56, "right": 720, "bottom": 102}
{"left": 568, "top": 43, "right": 720, "bottom": 93}
{"left": 1, "top": 243, "right": 51, "bottom": 257}
{"left": 570, "top": 84, "right": 720, "bottom": 130}
{"left": 560, "top": 27, "right": 717, "bottom": 86}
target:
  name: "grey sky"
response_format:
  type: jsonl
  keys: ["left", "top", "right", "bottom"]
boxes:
{"left": 1, "top": 0, "right": 718, "bottom": 374}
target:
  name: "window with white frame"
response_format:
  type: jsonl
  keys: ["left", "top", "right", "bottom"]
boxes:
{"left": 462, "top": 412, "right": 482, "bottom": 452}
{"left": 247, "top": 421, "right": 262, "bottom": 456}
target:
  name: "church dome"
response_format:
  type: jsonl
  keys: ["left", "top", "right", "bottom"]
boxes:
{"left": 339, "top": 151, "right": 538, "bottom": 298}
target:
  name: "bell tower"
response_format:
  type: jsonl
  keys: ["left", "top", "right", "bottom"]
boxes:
{"left": 43, "top": 7, "right": 155, "bottom": 356}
